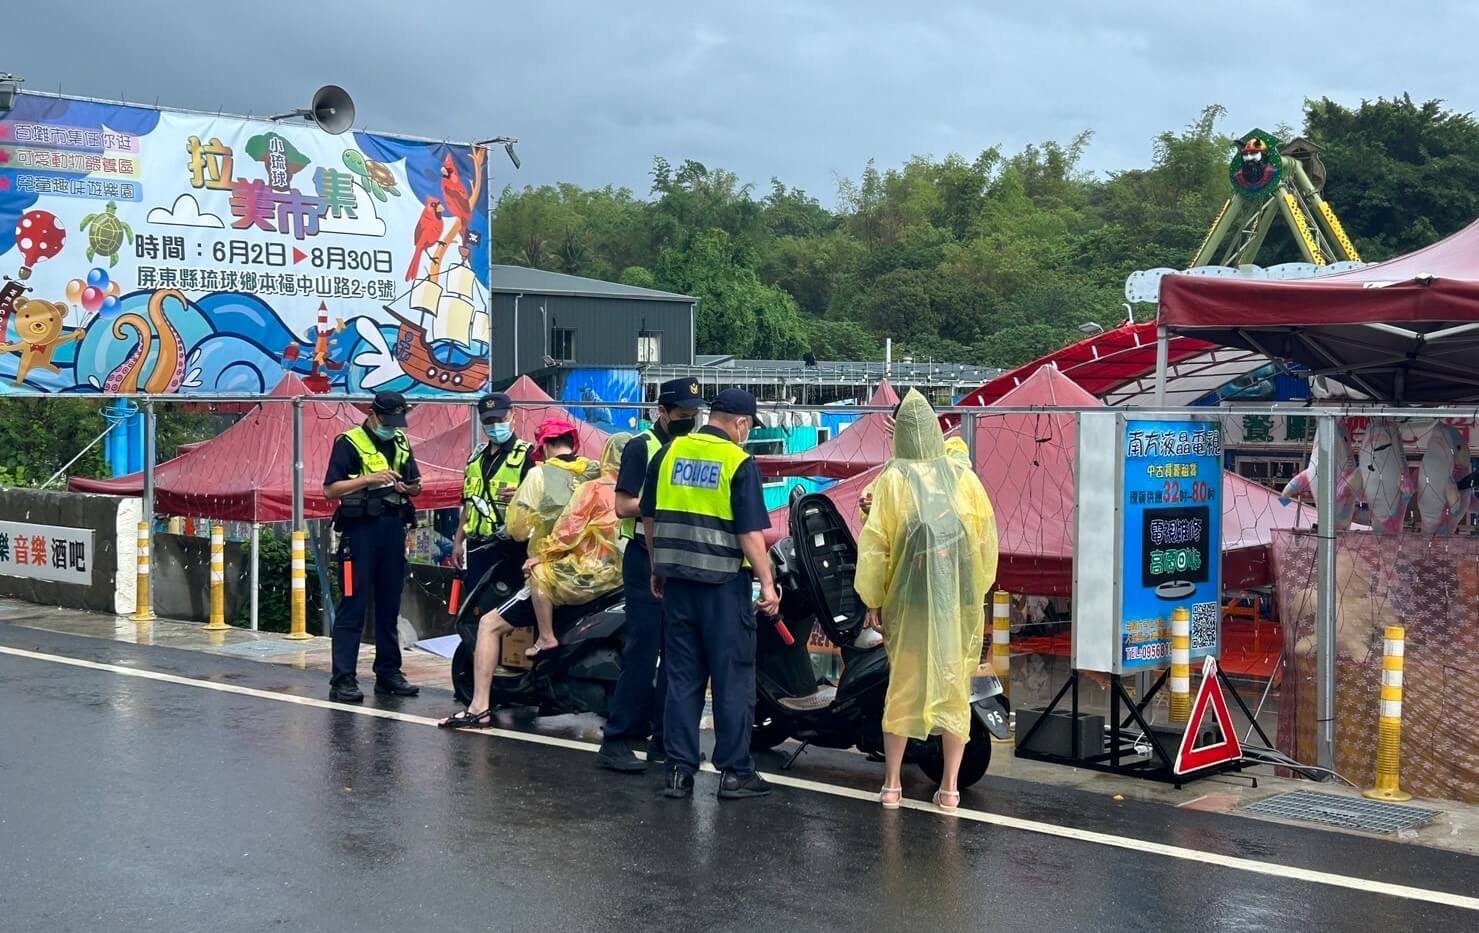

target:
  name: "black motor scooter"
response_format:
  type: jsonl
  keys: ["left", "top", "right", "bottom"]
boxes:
{"left": 753, "top": 492, "right": 1009, "bottom": 788}
{"left": 451, "top": 539, "right": 627, "bottom": 717}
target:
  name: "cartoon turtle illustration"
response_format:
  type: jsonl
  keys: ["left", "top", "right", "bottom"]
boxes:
{"left": 342, "top": 150, "right": 401, "bottom": 201}
{"left": 79, "top": 202, "right": 135, "bottom": 268}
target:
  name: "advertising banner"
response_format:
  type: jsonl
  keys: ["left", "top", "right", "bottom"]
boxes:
{"left": 1119, "top": 418, "right": 1223, "bottom": 673}
{"left": 0, "top": 520, "right": 93, "bottom": 586}
{"left": 0, "top": 92, "right": 492, "bottom": 396}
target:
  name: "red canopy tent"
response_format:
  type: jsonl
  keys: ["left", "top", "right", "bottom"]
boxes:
{"left": 416, "top": 374, "right": 613, "bottom": 474}
{"left": 952, "top": 321, "right": 1267, "bottom": 410}
{"left": 1159, "top": 219, "right": 1479, "bottom": 403}
{"left": 753, "top": 380, "right": 900, "bottom": 479}
{"left": 69, "top": 374, "right": 466, "bottom": 520}
{"left": 764, "top": 366, "right": 1307, "bottom": 595}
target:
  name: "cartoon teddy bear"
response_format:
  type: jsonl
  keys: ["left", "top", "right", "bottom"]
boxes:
{"left": 0, "top": 297, "right": 86, "bottom": 386}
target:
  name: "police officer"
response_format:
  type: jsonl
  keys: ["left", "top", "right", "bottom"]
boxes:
{"left": 641, "top": 388, "right": 781, "bottom": 800}
{"left": 599, "top": 377, "right": 704, "bottom": 773}
{"left": 323, "top": 390, "right": 423, "bottom": 703}
{"left": 453, "top": 392, "right": 534, "bottom": 597}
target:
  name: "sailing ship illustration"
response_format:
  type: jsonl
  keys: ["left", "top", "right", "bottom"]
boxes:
{"left": 383, "top": 247, "right": 491, "bottom": 392}
{"left": 382, "top": 148, "right": 491, "bottom": 393}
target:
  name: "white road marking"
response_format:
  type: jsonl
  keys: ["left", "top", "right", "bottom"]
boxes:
{"left": 3, "top": 643, "right": 1477, "bottom": 913}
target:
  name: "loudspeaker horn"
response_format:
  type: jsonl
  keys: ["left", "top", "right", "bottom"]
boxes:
{"left": 309, "top": 85, "right": 355, "bottom": 135}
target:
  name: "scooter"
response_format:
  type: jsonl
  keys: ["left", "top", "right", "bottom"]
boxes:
{"left": 451, "top": 538, "right": 627, "bottom": 717}
{"left": 753, "top": 491, "right": 1010, "bottom": 788}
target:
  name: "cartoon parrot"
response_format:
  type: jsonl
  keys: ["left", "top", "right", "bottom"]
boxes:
{"left": 440, "top": 153, "right": 472, "bottom": 229}
{"left": 406, "top": 197, "right": 444, "bottom": 281}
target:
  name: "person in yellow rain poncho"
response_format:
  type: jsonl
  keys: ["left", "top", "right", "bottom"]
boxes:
{"left": 858, "top": 433, "right": 971, "bottom": 521}
{"left": 526, "top": 431, "right": 631, "bottom": 636}
{"left": 855, "top": 390, "right": 998, "bottom": 811}
{"left": 438, "top": 419, "right": 603, "bottom": 730}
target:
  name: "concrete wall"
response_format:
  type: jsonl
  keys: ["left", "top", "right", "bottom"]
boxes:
{"left": 152, "top": 533, "right": 247, "bottom": 624}
{"left": 0, "top": 489, "right": 139, "bottom": 614}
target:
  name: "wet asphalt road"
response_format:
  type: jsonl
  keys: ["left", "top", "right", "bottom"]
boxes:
{"left": 1, "top": 625, "right": 1475, "bottom": 933}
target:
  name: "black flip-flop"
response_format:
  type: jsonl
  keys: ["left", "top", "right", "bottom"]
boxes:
{"left": 438, "top": 709, "right": 494, "bottom": 729}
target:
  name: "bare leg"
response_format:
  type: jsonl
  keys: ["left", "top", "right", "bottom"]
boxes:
{"left": 939, "top": 731, "right": 966, "bottom": 795}
{"left": 470, "top": 611, "right": 510, "bottom": 712}
{"left": 883, "top": 732, "right": 908, "bottom": 791}
{"left": 528, "top": 584, "right": 559, "bottom": 654}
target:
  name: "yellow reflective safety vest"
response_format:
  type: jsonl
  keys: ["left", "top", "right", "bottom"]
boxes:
{"left": 463, "top": 439, "right": 532, "bottom": 539}
{"left": 343, "top": 425, "right": 411, "bottom": 476}
{"left": 619, "top": 428, "right": 661, "bottom": 541}
{"left": 651, "top": 432, "right": 752, "bottom": 584}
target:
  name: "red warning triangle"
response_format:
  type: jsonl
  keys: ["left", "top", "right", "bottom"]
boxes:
{"left": 1174, "top": 656, "right": 1243, "bottom": 775}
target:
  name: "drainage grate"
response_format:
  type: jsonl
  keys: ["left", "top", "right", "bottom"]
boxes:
{"left": 1242, "top": 790, "right": 1439, "bottom": 835}
{"left": 215, "top": 640, "right": 315, "bottom": 659}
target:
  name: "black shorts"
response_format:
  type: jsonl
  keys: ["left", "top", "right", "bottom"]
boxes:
{"left": 495, "top": 588, "right": 592, "bottom": 630}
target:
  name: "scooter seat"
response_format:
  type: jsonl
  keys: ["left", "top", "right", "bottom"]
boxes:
{"left": 777, "top": 685, "right": 837, "bottom": 712}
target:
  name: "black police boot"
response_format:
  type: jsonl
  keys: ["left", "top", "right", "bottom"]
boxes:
{"left": 598, "top": 739, "right": 647, "bottom": 774}
{"left": 374, "top": 671, "right": 420, "bottom": 697}
{"left": 329, "top": 676, "right": 364, "bottom": 703}
{"left": 718, "top": 771, "right": 773, "bottom": 800}
{"left": 663, "top": 769, "right": 695, "bottom": 799}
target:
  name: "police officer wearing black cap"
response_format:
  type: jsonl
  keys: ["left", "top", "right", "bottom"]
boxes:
{"left": 599, "top": 377, "right": 704, "bottom": 772}
{"left": 454, "top": 392, "right": 535, "bottom": 599}
{"left": 323, "top": 390, "right": 423, "bottom": 702}
{"left": 641, "top": 388, "right": 781, "bottom": 799}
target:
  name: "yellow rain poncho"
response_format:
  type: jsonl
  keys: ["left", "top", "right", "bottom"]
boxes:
{"left": 527, "top": 434, "right": 632, "bottom": 607}
{"left": 506, "top": 454, "right": 603, "bottom": 552}
{"left": 855, "top": 390, "right": 999, "bottom": 740}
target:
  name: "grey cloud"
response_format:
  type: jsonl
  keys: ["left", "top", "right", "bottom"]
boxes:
{"left": 9, "top": 1, "right": 1477, "bottom": 205}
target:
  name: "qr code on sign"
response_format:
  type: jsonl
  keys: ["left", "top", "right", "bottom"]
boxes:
{"left": 1190, "top": 602, "right": 1219, "bottom": 650}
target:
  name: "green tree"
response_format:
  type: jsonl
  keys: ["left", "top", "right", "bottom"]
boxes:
{"left": 1305, "top": 95, "right": 1479, "bottom": 259}
{"left": 653, "top": 229, "right": 807, "bottom": 359}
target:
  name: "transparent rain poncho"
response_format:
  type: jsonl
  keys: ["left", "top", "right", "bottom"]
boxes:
{"left": 855, "top": 390, "right": 999, "bottom": 740}
{"left": 527, "top": 433, "right": 631, "bottom": 607}
{"left": 505, "top": 452, "right": 603, "bottom": 552}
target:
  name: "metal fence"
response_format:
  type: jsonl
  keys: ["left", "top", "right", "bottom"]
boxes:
{"left": 9, "top": 394, "right": 1479, "bottom": 800}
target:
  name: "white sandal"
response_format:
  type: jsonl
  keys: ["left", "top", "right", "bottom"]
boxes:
{"left": 879, "top": 785, "right": 903, "bottom": 810}
{"left": 932, "top": 789, "right": 960, "bottom": 812}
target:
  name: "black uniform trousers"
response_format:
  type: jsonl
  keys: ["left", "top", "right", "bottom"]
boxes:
{"left": 604, "top": 539, "right": 666, "bottom": 748}
{"left": 332, "top": 514, "right": 408, "bottom": 682}
{"left": 662, "top": 573, "right": 756, "bottom": 777}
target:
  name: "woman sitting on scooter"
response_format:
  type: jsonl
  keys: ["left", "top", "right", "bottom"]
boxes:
{"left": 855, "top": 390, "right": 998, "bottom": 812}
{"left": 438, "top": 431, "right": 629, "bottom": 729}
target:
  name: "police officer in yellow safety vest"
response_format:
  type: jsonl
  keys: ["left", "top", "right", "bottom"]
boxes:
{"left": 641, "top": 388, "right": 781, "bottom": 800}
{"left": 599, "top": 377, "right": 704, "bottom": 774}
{"left": 453, "top": 392, "right": 534, "bottom": 603}
{"left": 323, "top": 390, "right": 423, "bottom": 703}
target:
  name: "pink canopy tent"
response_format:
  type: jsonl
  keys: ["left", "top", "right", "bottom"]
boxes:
{"left": 69, "top": 374, "right": 466, "bottom": 520}
{"left": 764, "top": 366, "right": 1308, "bottom": 595}
{"left": 754, "top": 380, "right": 901, "bottom": 480}
{"left": 416, "top": 374, "right": 613, "bottom": 474}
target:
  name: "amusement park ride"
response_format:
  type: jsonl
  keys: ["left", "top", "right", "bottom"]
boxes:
{"left": 1126, "top": 130, "right": 1367, "bottom": 304}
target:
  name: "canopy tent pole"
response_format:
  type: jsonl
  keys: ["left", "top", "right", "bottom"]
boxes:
{"left": 292, "top": 399, "right": 304, "bottom": 530}
{"left": 1314, "top": 415, "right": 1338, "bottom": 772}
{"left": 249, "top": 523, "right": 260, "bottom": 632}
{"left": 1153, "top": 326, "right": 1169, "bottom": 407}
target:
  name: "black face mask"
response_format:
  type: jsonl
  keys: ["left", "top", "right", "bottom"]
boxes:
{"left": 667, "top": 418, "right": 696, "bottom": 438}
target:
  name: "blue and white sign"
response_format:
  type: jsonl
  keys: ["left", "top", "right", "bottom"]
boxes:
{"left": 1119, "top": 419, "right": 1223, "bottom": 673}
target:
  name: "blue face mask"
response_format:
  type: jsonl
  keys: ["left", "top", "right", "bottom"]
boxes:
{"left": 485, "top": 422, "right": 512, "bottom": 443}
{"left": 371, "top": 424, "right": 398, "bottom": 441}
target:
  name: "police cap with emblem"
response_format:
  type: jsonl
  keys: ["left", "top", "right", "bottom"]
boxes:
{"left": 658, "top": 377, "right": 705, "bottom": 411}
{"left": 371, "top": 390, "right": 409, "bottom": 428}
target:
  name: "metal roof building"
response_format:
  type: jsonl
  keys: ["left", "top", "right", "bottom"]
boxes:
{"left": 489, "top": 265, "right": 697, "bottom": 381}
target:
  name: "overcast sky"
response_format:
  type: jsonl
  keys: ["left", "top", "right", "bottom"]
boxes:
{"left": 10, "top": 1, "right": 1476, "bottom": 204}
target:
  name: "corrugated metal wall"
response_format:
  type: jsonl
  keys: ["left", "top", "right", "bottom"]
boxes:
{"left": 489, "top": 293, "right": 693, "bottom": 380}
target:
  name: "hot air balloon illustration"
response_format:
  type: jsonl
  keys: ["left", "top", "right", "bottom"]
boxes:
{"left": 14, "top": 210, "right": 66, "bottom": 280}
